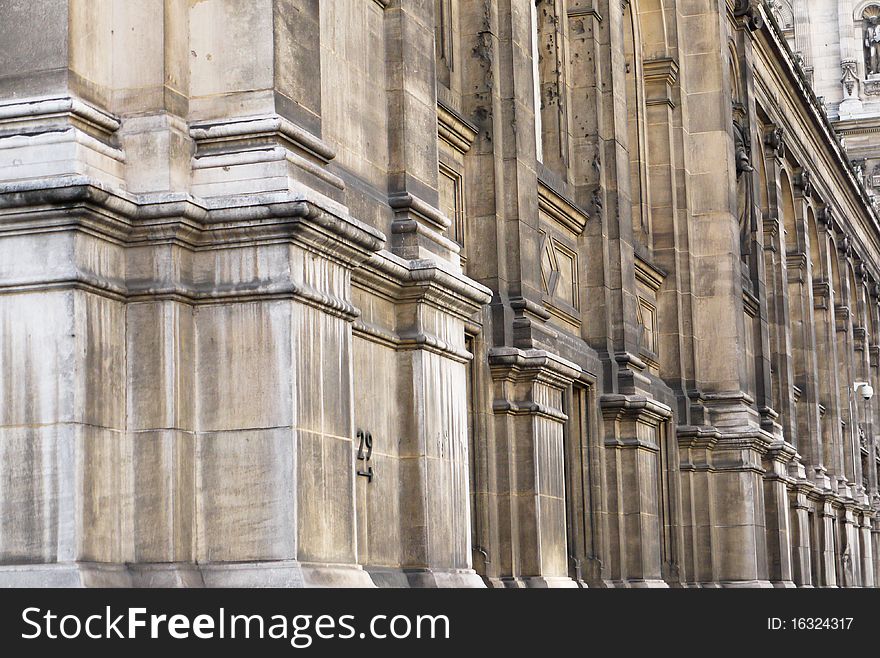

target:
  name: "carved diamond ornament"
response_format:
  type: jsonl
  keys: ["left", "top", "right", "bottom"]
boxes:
{"left": 540, "top": 234, "right": 560, "bottom": 296}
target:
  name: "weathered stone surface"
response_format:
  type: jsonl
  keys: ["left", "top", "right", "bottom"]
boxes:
{"left": 0, "top": 0, "right": 878, "bottom": 589}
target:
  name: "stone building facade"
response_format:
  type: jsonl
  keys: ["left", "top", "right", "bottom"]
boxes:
{"left": 767, "top": 0, "right": 880, "bottom": 211}
{"left": 0, "top": 0, "right": 879, "bottom": 588}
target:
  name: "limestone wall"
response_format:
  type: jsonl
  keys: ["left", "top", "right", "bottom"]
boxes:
{"left": 0, "top": 0, "right": 877, "bottom": 588}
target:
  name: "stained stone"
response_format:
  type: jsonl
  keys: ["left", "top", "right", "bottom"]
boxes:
{"left": 0, "top": 0, "right": 878, "bottom": 589}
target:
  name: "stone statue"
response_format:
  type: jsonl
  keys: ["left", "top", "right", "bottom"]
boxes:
{"left": 734, "top": 120, "right": 753, "bottom": 178}
{"left": 734, "top": 118, "right": 754, "bottom": 261}
{"left": 865, "top": 17, "right": 880, "bottom": 75}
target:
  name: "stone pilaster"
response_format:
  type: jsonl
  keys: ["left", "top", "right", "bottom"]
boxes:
{"left": 486, "top": 348, "right": 582, "bottom": 587}
{"left": 859, "top": 512, "right": 875, "bottom": 587}
{"left": 677, "top": 426, "right": 720, "bottom": 587}
{"left": 0, "top": 175, "right": 387, "bottom": 587}
{"left": 391, "top": 260, "right": 490, "bottom": 587}
{"left": 762, "top": 442, "right": 797, "bottom": 587}
{"left": 707, "top": 429, "right": 773, "bottom": 587}
{"left": 187, "top": 0, "right": 342, "bottom": 200}
{"left": 383, "top": 0, "right": 457, "bottom": 264}
{"left": 817, "top": 495, "right": 839, "bottom": 587}
{"left": 601, "top": 394, "right": 674, "bottom": 587}
{"left": 788, "top": 481, "right": 814, "bottom": 587}
{"left": 787, "top": 245, "right": 827, "bottom": 482}
{"left": 813, "top": 214, "right": 845, "bottom": 490}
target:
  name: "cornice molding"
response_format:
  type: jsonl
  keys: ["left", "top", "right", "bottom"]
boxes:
{"left": 537, "top": 179, "right": 590, "bottom": 236}
{"left": 437, "top": 100, "right": 478, "bottom": 155}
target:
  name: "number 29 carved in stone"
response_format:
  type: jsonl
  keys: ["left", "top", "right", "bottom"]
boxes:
{"left": 356, "top": 430, "right": 374, "bottom": 482}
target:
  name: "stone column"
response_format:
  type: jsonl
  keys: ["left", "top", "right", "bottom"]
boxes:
{"left": 674, "top": 1, "right": 773, "bottom": 587}
{"left": 187, "top": 200, "right": 383, "bottom": 587}
{"left": 791, "top": 0, "right": 814, "bottom": 71}
{"left": 872, "top": 513, "right": 880, "bottom": 585}
{"left": 601, "top": 395, "right": 674, "bottom": 587}
{"left": 677, "top": 427, "right": 720, "bottom": 586}
{"left": 835, "top": 243, "right": 860, "bottom": 496}
{"left": 126, "top": 256, "right": 198, "bottom": 586}
{"left": 835, "top": 0, "right": 862, "bottom": 116}
{"left": 187, "top": 0, "right": 342, "bottom": 200}
{"left": 787, "top": 200, "right": 826, "bottom": 482}
{"left": 533, "top": 0, "right": 571, "bottom": 180}
{"left": 761, "top": 151, "right": 797, "bottom": 443}
{"left": 788, "top": 482, "right": 813, "bottom": 586}
{"left": 0, "top": 0, "right": 128, "bottom": 586}
{"left": 859, "top": 512, "right": 875, "bottom": 587}
{"left": 762, "top": 444, "right": 796, "bottom": 587}
{"left": 0, "top": 0, "right": 124, "bottom": 190}
{"left": 486, "top": 348, "right": 581, "bottom": 587}
{"left": 116, "top": 0, "right": 191, "bottom": 195}
{"left": 383, "top": 0, "right": 458, "bottom": 264}
{"left": 814, "top": 211, "right": 845, "bottom": 489}
{"left": 817, "top": 496, "right": 838, "bottom": 587}
{"left": 393, "top": 263, "right": 491, "bottom": 587}
{"left": 840, "top": 503, "right": 862, "bottom": 586}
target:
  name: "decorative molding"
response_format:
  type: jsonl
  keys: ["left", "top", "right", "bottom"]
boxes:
{"left": 189, "top": 114, "right": 344, "bottom": 190}
{"left": 537, "top": 179, "right": 590, "bottom": 235}
{"left": 643, "top": 57, "right": 679, "bottom": 109}
{"left": 567, "top": 6, "right": 603, "bottom": 22}
{"left": 642, "top": 57, "right": 679, "bottom": 86}
{"left": 841, "top": 59, "right": 859, "bottom": 98}
{"left": 190, "top": 115, "right": 336, "bottom": 162}
{"left": 437, "top": 100, "right": 478, "bottom": 155}
{"left": 0, "top": 95, "right": 120, "bottom": 134}
{"left": 786, "top": 252, "right": 808, "bottom": 279}
{"left": 388, "top": 192, "right": 450, "bottom": 232}
{"left": 634, "top": 254, "right": 666, "bottom": 292}
{"left": 488, "top": 347, "right": 583, "bottom": 396}
{"left": 600, "top": 394, "right": 673, "bottom": 424}
{"left": 743, "top": 288, "right": 760, "bottom": 317}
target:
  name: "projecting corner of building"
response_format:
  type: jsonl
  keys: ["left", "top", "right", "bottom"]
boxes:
{"left": 0, "top": 0, "right": 878, "bottom": 588}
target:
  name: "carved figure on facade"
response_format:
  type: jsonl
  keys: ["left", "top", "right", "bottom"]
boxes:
{"left": 818, "top": 206, "right": 836, "bottom": 233}
{"left": 734, "top": 118, "right": 753, "bottom": 178}
{"left": 852, "top": 159, "right": 867, "bottom": 187}
{"left": 795, "top": 168, "right": 812, "bottom": 198}
{"left": 766, "top": 0, "right": 789, "bottom": 29}
{"left": 764, "top": 125, "right": 785, "bottom": 160}
{"left": 865, "top": 9, "right": 880, "bottom": 75}
{"left": 734, "top": 116, "right": 754, "bottom": 260}
{"left": 734, "top": 0, "right": 763, "bottom": 31}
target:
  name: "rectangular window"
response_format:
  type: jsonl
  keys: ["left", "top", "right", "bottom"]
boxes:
{"left": 439, "top": 162, "right": 466, "bottom": 254}
{"left": 529, "top": 0, "right": 543, "bottom": 163}
{"left": 435, "top": 0, "right": 451, "bottom": 87}
{"left": 563, "top": 383, "right": 594, "bottom": 583}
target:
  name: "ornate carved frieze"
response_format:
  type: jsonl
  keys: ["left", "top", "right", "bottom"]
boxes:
{"left": 841, "top": 58, "right": 859, "bottom": 98}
